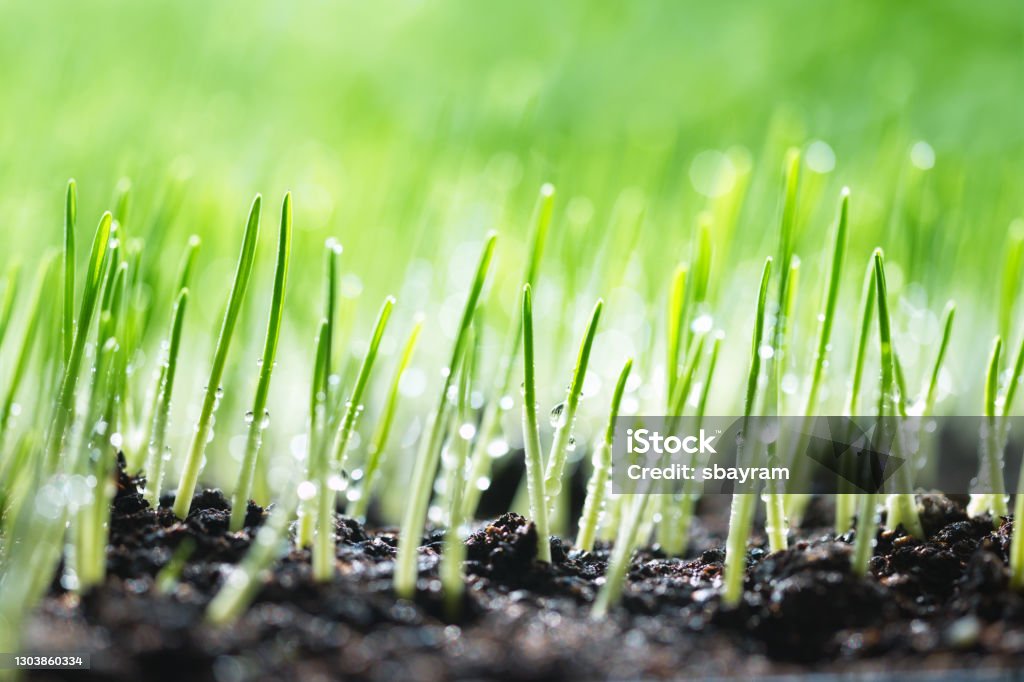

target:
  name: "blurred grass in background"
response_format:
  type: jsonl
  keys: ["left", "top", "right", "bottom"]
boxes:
{"left": 0, "top": 0, "right": 1020, "bottom": 505}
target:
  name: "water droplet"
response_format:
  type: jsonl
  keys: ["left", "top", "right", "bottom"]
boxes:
{"left": 297, "top": 480, "right": 317, "bottom": 501}
{"left": 475, "top": 476, "right": 491, "bottom": 491}
{"left": 566, "top": 436, "right": 577, "bottom": 451}
{"left": 691, "top": 313, "right": 714, "bottom": 334}
{"left": 499, "top": 395, "right": 514, "bottom": 411}
{"left": 758, "top": 345, "right": 775, "bottom": 360}
{"left": 110, "top": 432, "right": 124, "bottom": 449}
{"left": 458, "top": 422, "right": 476, "bottom": 441}
{"left": 550, "top": 402, "right": 568, "bottom": 428}
{"left": 327, "top": 474, "right": 347, "bottom": 492}
{"left": 487, "top": 440, "right": 509, "bottom": 458}
{"left": 244, "top": 411, "right": 255, "bottom": 425}
{"left": 260, "top": 410, "right": 271, "bottom": 429}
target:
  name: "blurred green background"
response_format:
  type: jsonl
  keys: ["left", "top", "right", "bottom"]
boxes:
{"left": 0, "top": 0, "right": 1020, "bottom": 499}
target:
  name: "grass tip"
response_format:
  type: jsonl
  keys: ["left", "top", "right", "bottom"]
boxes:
{"left": 540, "top": 183, "right": 556, "bottom": 197}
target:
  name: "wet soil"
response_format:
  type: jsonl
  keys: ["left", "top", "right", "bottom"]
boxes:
{"left": 20, "top": 468, "right": 1024, "bottom": 680}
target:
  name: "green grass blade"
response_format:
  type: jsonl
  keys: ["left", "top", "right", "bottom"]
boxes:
{"left": 45, "top": 211, "right": 113, "bottom": 472}
{"left": 352, "top": 319, "right": 423, "bottom": 520}
{"left": 873, "top": 250, "right": 922, "bottom": 537}
{"left": 62, "top": 179, "right": 77, "bottom": 364}
{"left": 297, "top": 319, "right": 331, "bottom": 548}
{"left": 394, "top": 232, "right": 496, "bottom": 598}
{"left": 173, "top": 196, "right": 262, "bottom": 518}
{"left": 463, "top": 183, "right": 554, "bottom": 518}
{"left": 442, "top": 324, "right": 475, "bottom": 619}
{"left": 665, "top": 263, "right": 687, "bottom": 404}
{"left": 722, "top": 256, "right": 771, "bottom": 607}
{"left": 923, "top": 301, "right": 956, "bottom": 415}
{"left": 0, "top": 255, "right": 57, "bottom": 455}
{"left": 0, "top": 263, "right": 20, "bottom": 355}
{"left": 520, "top": 284, "right": 552, "bottom": 563}
{"left": 999, "top": 228, "right": 1023, "bottom": 347}
{"left": 543, "top": 298, "right": 603, "bottom": 516}
{"left": 576, "top": 357, "right": 631, "bottom": 552}
{"left": 143, "top": 288, "right": 189, "bottom": 507}
{"left": 230, "top": 193, "right": 293, "bottom": 531}
{"left": 314, "top": 296, "right": 394, "bottom": 581}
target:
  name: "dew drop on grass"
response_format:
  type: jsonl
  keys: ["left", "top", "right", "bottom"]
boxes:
{"left": 550, "top": 402, "right": 568, "bottom": 428}
{"left": 260, "top": 411, "right": 271, "bottom": 429}
{"left": 567, "top": 436, "right": 577, "bottom": 451}
{"left": 498, "top": 395, "right": 514, "bottom": 411}
{"left": 487, "top": 440, "right": 509, "bottom": 458}
{"left": 758, "top": 345, "right": 774, "bottom": 360}
{"left": 458, "top": 422, "right": 476, "bottom": 441}
{"left": 244, "top": 411, "right": 255, "bottom": 425}
{"left": 475, "top": 476, "right": 491, "bottom": 491}
{"left": 691, "top": 313, "right": 714, "bottom": 334}
{"left": 327, "top": 474, "right": 347, "bottom": 492}
{"left": 346, "top": 488, "right": 362, "bottom": 502}
{"left": 297, "top": 480, "right": 317, "bottom": 501}
{"left": 428, "top": 504, "right": 444, "bottom": 525}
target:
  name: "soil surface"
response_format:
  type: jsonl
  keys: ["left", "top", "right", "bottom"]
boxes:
{"left": 20, "top": 467, "right": 1024, "bottom": 680}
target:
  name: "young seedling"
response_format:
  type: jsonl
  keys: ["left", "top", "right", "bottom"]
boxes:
{"left": 835, "top": 257, "right": 876, "bottom": 533}
{"left": 173, "top": 196, "right": 261, "bottom": 519}
{"left": 350, "top": 319, "right": 423, "bottom": 520}
{"left": 721, "top": 257, "right": 772, "bottom": 608}
{"left": 785, "top": 188, "right": 849, "bottom": 522}
{"left": 441, "top": 327, "right": 475, "bottom": 619}
{"left": 967, "top": 336, "right": 1007, "bottom": 522}
{"left": 762, "top": 149, "right": 801, "bottom": 552}
{"left": 543, "top": 299, "right": 602, "bottom": 518}
{"left": 873, "top": 251, "right": 923, "bottom": 538}
{"left": 1006, "top": 336, "right": 1024, "bottom": 588}
{"left": 142, "top": 288, "right": 189, "bottom": 507}
{"left": 394, "top": 233, "right": 496, "bottom": 598}
{"left": 0, "top": 255, "right": 57, "bottom": 454}
{"left": 44, "top": 211, "right": 113, "bottom": 472}
{"left": 63, "top": 178, "right": 77, "bottom": 364}
{"left": 298, "top": 319, "right": 331, "bottom": 549}
{"left": 576, "top": 357, "right": 632, "bottom": 552}
{"left": 313, "top": 296, "right": 394, "bottom": 582}
{"left": 230, "top": 193, "right": 292, "bottom": 531}
{"left": 463, "top": 184, "right": 554, "bottom": 518}
{"left": 0, "top": 263, "right": 20, "bottom": 355}
{"left": 520, "top": 284, "right": 552, "bottom": 563}
{"left": 852, "top": 250, "right": 921, "bottom": 575}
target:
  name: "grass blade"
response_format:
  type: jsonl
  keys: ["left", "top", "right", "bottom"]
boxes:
{"left": 173, "top": 196, "right": 262, "bottom": 518}
{"left": 576, "top": 357, "right": 632, "bottom": 552}
{"left": 521, "top": 284, "right": 552, "bottom": 562}
{"left": 394, "top": 233, "right": 496, "bottom": 598}
{"left": 143, "top": 288, "right": 189, "bottom": 507}
{"left": 351, "top": 319, "right": 423, "bottom": 520}
{"left": 543, "top": 298, "right": 602, "bottom": 517}
{"left": 63, "top": 179, "right": 77, "bottom": 364}
{"left": 722, "top": 256, "right": 772, "bottom": 607}
{"left": 230, "top": 193, "right": 293, "bottom": 531}
{"left": 463, "top": 183, "right": 554, "bottom": 518}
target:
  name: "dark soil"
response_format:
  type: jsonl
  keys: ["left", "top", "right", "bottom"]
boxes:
{"left": 20, "top": 466, "right": 1024, "bottom": 680}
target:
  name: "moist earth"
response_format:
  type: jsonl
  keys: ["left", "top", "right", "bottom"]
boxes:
{"left": 19, "top": 467, "right": 1024, "bottom": 680}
